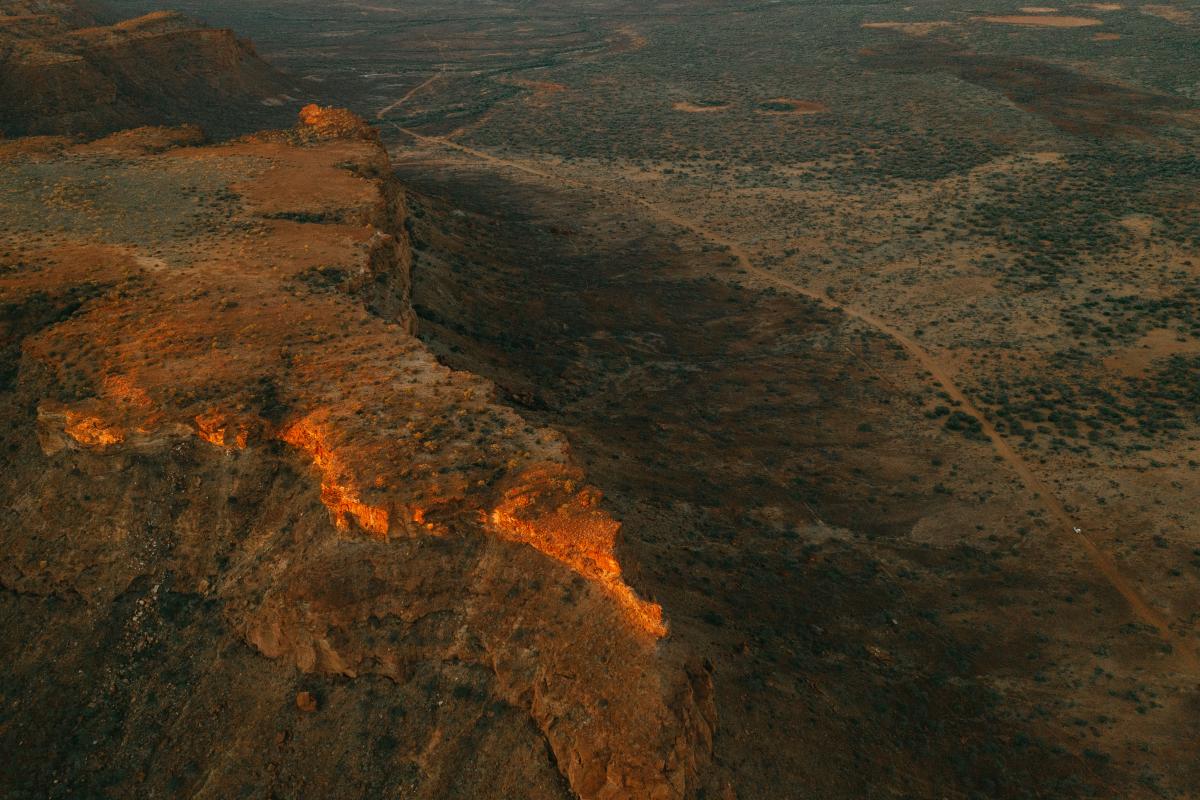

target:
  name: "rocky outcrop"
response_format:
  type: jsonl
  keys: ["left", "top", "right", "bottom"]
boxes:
{"left": 0, "top": 109, "right": 714, "bottom": 799}
{"left": 0, "top": 2, "right": 299, "bottom": 138}
{"left": 0, "top": 0, "right": 107, "bottom": 26}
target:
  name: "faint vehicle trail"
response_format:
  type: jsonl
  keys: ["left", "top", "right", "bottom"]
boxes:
{"left": 392, "top": 125, "right": 1200, "bottom": 672}
{"left": 376, "top": 71, "right": 446, "bottom": 120}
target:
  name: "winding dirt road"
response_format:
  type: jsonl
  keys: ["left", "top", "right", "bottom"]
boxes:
{"left": 391, "top": 124, "right": 1200, "bottom": 673}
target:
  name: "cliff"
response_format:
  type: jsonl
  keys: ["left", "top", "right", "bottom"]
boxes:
{"left": 0, "top": 106, "right": 714, "bottom": 799}
{"left": 0, "top": 2, "right": 298, "bottom": 138}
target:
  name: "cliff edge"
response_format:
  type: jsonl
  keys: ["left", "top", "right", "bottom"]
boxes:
{"left": 0, "top": 107, "right": 714, "bottom": 799}
{"left": 0, "top": 1, "right": 299, "bottom": 138}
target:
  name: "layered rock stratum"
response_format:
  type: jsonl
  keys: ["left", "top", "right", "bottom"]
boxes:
{"left": 0, "top": 0, "right": 298, "bottom": 138}
{"left": 0, "top": 106, "right": 714, "bottom": 799}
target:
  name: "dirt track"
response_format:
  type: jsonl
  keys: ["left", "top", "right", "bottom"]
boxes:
{"left": 391, "top": 124, "right": 1200, "bottom": 673}
{"left": 376, "top": 71, "right": 447, "bottom": 120}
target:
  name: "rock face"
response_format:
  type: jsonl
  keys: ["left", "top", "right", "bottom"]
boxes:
{"left": 0, "top": 108, "right": 714, "bottom": 799}
{"left": 0, "top": 1, "right": 298, "bottom": 138}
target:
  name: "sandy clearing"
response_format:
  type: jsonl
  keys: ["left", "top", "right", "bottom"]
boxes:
{"left": 1104, "top": 328, "right": 1200, "bottom": 377}
{"left": 503, "top": 78, "right": 569, "bottom": 107}
{"left": 976, "top": 14, "right": 1104, "bottom": 25}
{"left": 509, "top": 79, "right": 567, "bottom": 93}
{"left": 672, "top": 101, "right": 729, "bottom": 113}
{"left": 1120, "top": 213, "right": 1158, "bottom": 237}
{"left": 1020, "top": 6, "right": 1060, "bottom": 12}
{"left": 1092, "top": 30, "right": 1123, "bottom": 38}
{"left": 861, "top": 20, "right": 957, "bottom": 35}
{"left": 613, "top": 24, "right": 648, "bottom": 51}
{"left": 1140, "top": 4, "right": 1194, "bottom": 23}
{"left": 756, "top": 98, "right": 829, "bottom": 115}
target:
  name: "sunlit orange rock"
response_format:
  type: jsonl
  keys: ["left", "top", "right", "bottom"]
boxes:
{"left": 297, "top": 103, "right": 378, "bottom": 141}
{"left": 194, "top": 409, "right": 257, "bottom": 449}
{"left": 490, "top": 466, "right": 666, "bottom": 638}
{"left": 36, "top": 401, "right": 124, "bottom": 454}
{"left": 100, "top": 374, "right": 152, "bottom": 408}
{"left": 195, "top": 410, "right": 232, "bottom": 447}
{"left": 280, "top": 413, "right": 390, "bottom": 538}
{"left": 63, "top": 410, "right": 123, "bottom": 448}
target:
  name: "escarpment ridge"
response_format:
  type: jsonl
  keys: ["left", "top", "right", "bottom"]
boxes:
{"left": 0, "top": 106, "right": 713, "bottom": 799}
{"left": 0, "top": 0, "right": 299, "bottom": 138}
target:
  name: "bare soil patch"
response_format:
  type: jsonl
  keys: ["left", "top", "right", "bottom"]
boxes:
{"left": 1104, "top": 328, "right": 1200, "bottom": 377}
{"left": 861, "top": 20, "right": 957, "bottom": 36}
{"left": 507, "top": 78, "right": 567, "bottom": 93}
{"left": 1092, "top": 30, "right": 1123, "bottom": 38}
{"left": 1119, "top": 212, "right": 1157, "bottom": 237}
{"left": 672, "top": 100, "right": 729, "bottom": 113}
{"left": 756, "top": 98, "right": 829, "bottom": 115}
{"left": 975, "top": 14, "right": 1104, "bottom": 25}
{"left": 610, "top": 24, "right": 648, "bottom": 53}
{"left": 503, "top": 78, "right": 568, "bottom": 108}
{"left": 1140, "top": 4, "right": 1195, "bottom": 23}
